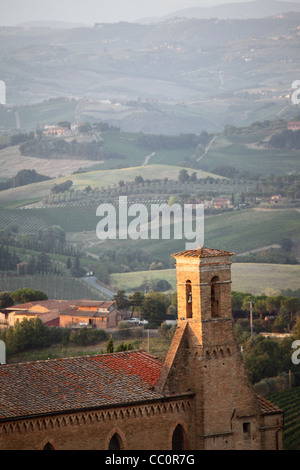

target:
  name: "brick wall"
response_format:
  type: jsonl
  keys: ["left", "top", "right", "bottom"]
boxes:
{"left": 0, "top": 397, "right": 194, "bottom": 450}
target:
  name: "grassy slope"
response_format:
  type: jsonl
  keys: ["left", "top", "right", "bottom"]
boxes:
{"left": 110, "top": 263, "right": 300, "bottom": 295}
{"left": 200, "top": 131, "right": 300, "bottom": 176}
{"left": 91, "top": 207, "right": 300, "bottom": 262}
{"left": 0, "top": 164, "right": 219, "bottom": 205}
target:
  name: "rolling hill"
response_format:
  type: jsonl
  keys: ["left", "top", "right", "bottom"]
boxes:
{"left": 162, "top": 1, "right": 300, "bottom": 21}
{"left": 1, "top": 12, "right": 300, "bottom": 134}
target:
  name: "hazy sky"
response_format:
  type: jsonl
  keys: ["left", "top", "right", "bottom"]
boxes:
{"left": 0, "top": 0, "right": 290, "bottom": 26}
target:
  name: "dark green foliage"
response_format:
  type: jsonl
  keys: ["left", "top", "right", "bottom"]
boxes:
{"left": 140, "top": 291, "right": 170, "bottom": 327}
{"left": 113, "top": 291, "right": 130, "bottom": 310}
{"left": 50, "top": 180, "right": 73, "bottom": 194}
{"left": 106, "top": 335, "right": 114, "bottom": 353}
{"left": 0, "top": 317, "right": 107, "bottom": 356}
{"left": 269, "top": 129, "right": 300, "bottom": 150}
{"left": 19, "top": 135, "right": 122, "bottom": 161}
{"left": 234, "top": 248, "right": 298, "bottom": 265}
{"left": 10, "top": 287, "right": 48, "bottom": 303}
{"left": 0, "top": 169, "right": 50, "bottom": 192}
{"left": 116, "top": 341, "right": 133, "bottom": 352}
{"left": 69, "top": 328, "right": 107, "bottom": 346}
{"left": 137, "top": 132, "right": 211, "bottom": 152}
{"left": 0, "top": 245, "right": 20, "bottom": 270}
{"left": 0, "top": 291, "right": 14, "bottom": 308}
{"left": 0, "top": 318, "right": 52, "bottom": 355}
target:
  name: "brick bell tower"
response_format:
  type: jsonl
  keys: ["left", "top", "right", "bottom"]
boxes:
{"left": 156, "top": 247, "right": 273, "bottom": 450}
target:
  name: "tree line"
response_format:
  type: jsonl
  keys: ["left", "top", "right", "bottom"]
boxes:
{"left": 137, "top": 131, "right": 211, "bottom": 152}
{"left": 0, "top": 169, "right": 50, "bottom": 192}
{"left": 232, "top": 291, "right": 300, "bottom": 328}
{"left": 0, "top": 245, "right": 19, "bottom": 271}
{"left": 19, "top": 135, "right": 123, "bottom": 161}
{"left": 0, "top": 317, "right": 108, "bottom": 357}
{"left": 269, "top": 129, "right": 300, "bottom": 150}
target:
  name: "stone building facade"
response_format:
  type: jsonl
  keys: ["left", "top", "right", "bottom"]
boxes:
{"left": 0, "top": 248, "right": 283, "bottom": 450}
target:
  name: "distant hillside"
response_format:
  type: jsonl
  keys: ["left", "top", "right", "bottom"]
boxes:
{"left": 17, "top": 20, "right": 91, "bottom": 29}
{"left": 1, "top": 14, "right": 300, "bottom": 109}
{"left": 1, "top": 11, "right": 300, "bottom": 133}
{"left": 162, "top": 1, "right": 300, "bottom": 20}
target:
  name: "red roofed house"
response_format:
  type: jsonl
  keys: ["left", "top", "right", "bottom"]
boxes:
{"left": 287, "top": 121, "right": 300, "bottom": 131}
{"left": 213, "top": 198, "right": 233, "bottom": 210}
{"left": 5, "top": 299, "right": 120, "bottom": 329}
{"left": 5, "top": 300, "right": 70, "bottom": 327}
{"left": 0, "top": 248, "right": 283, "bottom": 450}
{"left": 59, "top": 300, "right": 119, "bottom": 329}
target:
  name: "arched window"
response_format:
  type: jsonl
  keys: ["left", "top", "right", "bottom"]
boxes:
{"left": 43, "top": 442, "right": 55, "bottom": 450}
{"left": 186, "top": 280, "right": 192, "bottom": 318}
{"left": 172, "top": 424, "right": 185, "bottom": 450}
{"left": 211, "top": 276, "right": 220, "bottom": 317}
{"left": 108, "top": 433, "right": 122, "bottom": 450}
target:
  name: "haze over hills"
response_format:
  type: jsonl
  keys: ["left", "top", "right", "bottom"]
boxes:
{"left": 1, "top": 1, "right": 300, "bottom": 134}
{"left": 138, "top": 0, "right": 300, "bottom": 23}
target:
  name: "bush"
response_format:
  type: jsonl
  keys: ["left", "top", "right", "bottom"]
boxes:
{"left": 0, "top": 318, "right": 107, "bottom": 356}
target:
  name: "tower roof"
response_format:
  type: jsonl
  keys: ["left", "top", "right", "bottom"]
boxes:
{"left": 172, "top": 247, "right": 235, "bottom": 259}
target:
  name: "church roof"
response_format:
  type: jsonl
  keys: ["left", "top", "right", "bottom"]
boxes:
{"left": 0, "top": 351, "right": 163, "bottom": 421}
{"left": 172, "top": 247, "right": 235, "bottom": 258}
{"left": 0, "top": 350, "right": 282, "bottom": 422}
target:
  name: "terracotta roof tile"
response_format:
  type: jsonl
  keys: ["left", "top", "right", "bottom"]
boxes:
{"left": 172, "top": 247, "right": 235, "bottom": 258}
{"left": 0, "top": 351, "right": 163, "bottom": 421}
{"left": 257, "top": 395, "right": 283, "bottom": 415}
{"left": 6, "top": 300, "right": 72, "bottom": 312}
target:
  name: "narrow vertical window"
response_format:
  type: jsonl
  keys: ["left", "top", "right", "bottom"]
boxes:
{"left": 108, "top": 433, "right": 122, "bottom": 450}
{"left": 172, "top": 424, "right": 185, "bottom": 450}
{"left": 211, "top": 276, "right": 220, "bottom": 317}
{"left": 186, "top": 280, "right": 192, "bottom": 318}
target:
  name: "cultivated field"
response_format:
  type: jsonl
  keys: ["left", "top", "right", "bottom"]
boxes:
{"left": 0, "top": 145, "right": 97, "bottom": 178}
{"left": 110, "top": 263, "right": 300, "bottom": 296}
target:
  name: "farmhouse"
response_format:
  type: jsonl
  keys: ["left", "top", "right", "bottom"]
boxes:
{"left": 213, "top": 197, "right": 233, "bottom": 209}
{"left": 0, "top": 248, "right": 283, "bottom": 450}
{"left": 287, "top": 121, "right": 300, "bottom": 131}
{"left": 59, "top": 300, "right": 120, "bottom": 329}
{"left": 43, "top": 125, "right": 66, "bottom": 136}
{"left": 5, "top": 299, "right": 120, "bottom": 329}
{"left": 270, "top": 194, "right": 285, "bottom": 204}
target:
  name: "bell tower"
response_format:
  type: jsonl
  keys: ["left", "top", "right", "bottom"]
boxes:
{"left": 156, "top": 247, "right": 269, "bottom": 450}
{"left": 173, "top": 247, "right": 234, "bottom": 346}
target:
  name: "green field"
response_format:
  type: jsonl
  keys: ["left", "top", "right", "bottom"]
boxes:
{"left": 203, "top": 208, "right": 300, "bottom": 254}
{"left": 110, "top": 263, "right": 300, "bottom": 295}
{"left": 0, "top": 164, "right": 218, "bottom": 205}
{"left": 200, "top": 132, "right": 300, "bottom": 176}
{"left": 87, "top": 207, "right": 300, "bottom": 264}
{"left": 17, "top": 100, "right": 78, "bottom": 130}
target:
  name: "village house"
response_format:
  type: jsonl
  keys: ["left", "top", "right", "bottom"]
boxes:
{"left": 287, "top": 121, "right": 300, "bottom": 131}
{"left": 0, "top": 248, "right": 283, "bottom": 450}
{"left": 270, "top": 195, "right": 285, "bottom": 204}
{"left": 4, "top": 299, "right": 121, "bottom": 329}
{"left": 43, "top": 125, "right": 67, "bottom": 137}
{"left": 213, "top": 197, "right": 233, "bottom": 210}
{"left": 59, "top": 300, "right": 121, "bottom": 329}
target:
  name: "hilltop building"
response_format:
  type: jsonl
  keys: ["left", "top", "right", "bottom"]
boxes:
{"left": 0, "top": 248, "right": 283, "bottom": 450}
{"left": 287, "top": 121, "right": 300, "bottom": 131}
